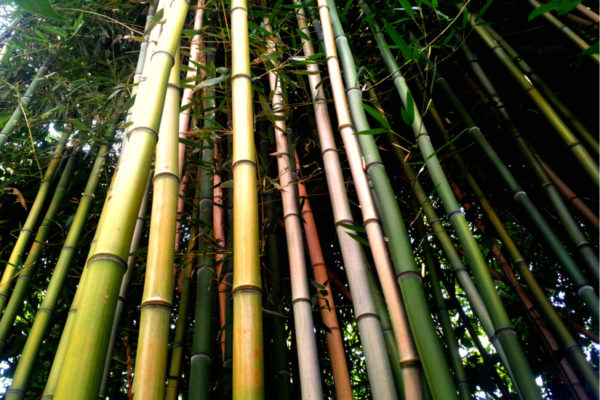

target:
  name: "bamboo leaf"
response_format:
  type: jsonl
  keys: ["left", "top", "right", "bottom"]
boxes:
{"left": 362, "top": 103, "right": 391, "bottom": 130}
{"left": 14, "top": 0, "right": 64, "bottom": 20}
{"left": 194, "top": 74, "right": 230, "bottom": 91}
{"left": 396, "top": 0, "right": 415, "bottom": 17}
{"left": 356, "top": 128, "right": 389, "bottom": 135}
{"left": 383, "top": 20, "right": 413, "bottom": 61}
{"left": 346, "top": 232, "right": 370, "bottom": 247}
{"left": 337, "top": 222, "right": 366, "bottom": 234}
{"left": 401, "top": 91, "right": 415, "bottom": 125}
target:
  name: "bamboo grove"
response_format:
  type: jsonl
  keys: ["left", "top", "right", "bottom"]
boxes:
{"left": 0, "top": 0, "right": 597, "bottom": 398}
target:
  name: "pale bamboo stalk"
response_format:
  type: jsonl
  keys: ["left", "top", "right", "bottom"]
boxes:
{"left": 132, "top": 46, "right": 181, "bottom": 400}
{"left": 263, "top": 19, "right": 323, "bottom": 398}
{"left": 295, "top": 150, "right": 353, "bottom": 400}
{"left": 296, "top": 2, "right": 397, "bottom": 398}
{"left": 51, "top": 0, "right": 189, "bottom": 396}
{"left": 230, "top": 0, "right": 264, "bottom": 397}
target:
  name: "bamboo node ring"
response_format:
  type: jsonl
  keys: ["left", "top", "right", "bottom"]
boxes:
{"left": 512, "top": 190, "right": 526, "bottom": 200}
{"left": 230, "top": 73, "right": 251, "bottom": 82}
{"left": 576, "top": 285, "right": 594, "bottom": 296}
{"left": 153, "top": 171, "right": 180, "bottom": 184}
{"left": 126, "top": 126, "right": 159, "bottom": 142}
{"left": 291, "top": 297, "right": 311, "bottom": 305}
{"left": 151, "top": 50, "right": 175, "bottom": 66}
{"left": 231, "top": 285, "right": 263, "bottom": 296}
{"left": 396, "top": 270, "right": 422, "bottom": 281}
{"left": 355, "top": 312, "right": 380, "bottom": 323}
{"left": 491, "top": 326, "right": 516, "bottom": 341}
{"left": 447, "top": 209, "right": 464, "bottom": 220}
{"left": 190, "top": 352, "right": 212, "bottom": 361}
{"left": 87, "top": 253, "right": 127, "bottom": 270}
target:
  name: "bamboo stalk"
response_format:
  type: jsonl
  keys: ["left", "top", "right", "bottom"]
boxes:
{"left": 0, "top": 130, "right": 69, "bottom": 309}
{"left": 100, "top": 173, "right": 151, "bottom": 399}
{"left": 466, "top": 13, "right": 599, "bottom": 185}
{"left": 461, "top": 43, "right": 599, "bottom": 279}
{"left": 230, "top": 0, "right": 264, "bottom": 396}
{"left": 0, "top": 149, "right": 79, "bottom": 351}
{"left": 527, "top": 0, "right": 599, "bottom": 63}
{"left": 131, "top": 44, "right": 181, "bottom": 400}
{"left": 532, "top": 149, "right": 599, "bottom": 229}
{"left": 189, "top": 55, "right": 216, "bottom": 400}
{"left": 296, "top": 3, "right": 397, "bottom": 398}
{"left": 295, "top": 151, "right": 353, "bottom": 400}
{"left": 412, "top": 203, "right": 471, "bottom": 400}
{"left": 448, "top": 169, "right": 599, "bottom": 397}
{"left": 361, "top": 5, "right": 542, "bottom": 398}
{"left": 480, "top": 23, "right": 599, "bottom": 157}
{"left": 327, "top": 4, "right": 460, "bottom": 398}
{"left": 50, "top": 0, "right": 189, "bottom": 396}
{"left": 263, "top": 18, "right": 323, "bottom": 399}
{"left": 0, "top": 56, "right": 53, "bottom": 149}
{"left": 5, "top": 143, "right": 111, "bottom": 400}
{"left": 165, "top": 172, "right": 200, "bottom": 400}
{"left": 435, "top": 75, "right": 599, "bottom": 316}
{"left": 575, "top": 3, "right": 600, "bottom": 23}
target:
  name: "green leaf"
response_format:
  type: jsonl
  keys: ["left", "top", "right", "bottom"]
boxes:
{"left": 582, "top": 42, "right": 599, "bottom": 55}
{"left": 347, "top": 232, "right": 370, "bottom": 247}
{"left": 396, "top": 0, "right": 414, "bottom": 17}
{"left": 362, "top": 103, "right": 391, "bottom": 130}
{"left": 383, "top": 20, "right": 414, "bottom": 61}
{"left": 14, "top": 0, "right": 64, "bottom": 20}
{"left": 356, "top": 128, "right": 389, "bottom": 135}
{"left": 337, "top": 222, "right": 366, "bottom": 234}
{"left": 528, "top": 3, "right": 555, "bottom": 20}
{"left": 194, "top": 74, "right": 230, "bottom": 91}
{"left": 401, "top": 91, "right": 415, "bottom": 125}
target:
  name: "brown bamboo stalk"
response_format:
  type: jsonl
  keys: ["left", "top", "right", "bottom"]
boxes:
{"left": 575, "top": 3, "right": 600, "bottom": 23}
{"left": 214, "top": 140, "right": 227, "bottom": 360}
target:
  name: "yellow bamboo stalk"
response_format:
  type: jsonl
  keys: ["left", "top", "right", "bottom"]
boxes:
{"left": 231, "top": 0, "right": 263, "bottom": 397}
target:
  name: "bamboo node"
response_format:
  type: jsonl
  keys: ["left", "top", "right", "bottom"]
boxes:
{"left": 167, "top": 82, "right": 183, "bottom": 95}
{"left": 512, "top": 190, "right": 526, "bottom": 200}
{"left": 447, "top": 209, "right": 464, "bottom": 220}
{"left": 291, "top": 297, "right": 311, "bottom": 305}
{"left": 491, "top": 326, "right": 517, "bottom": 342}
{"left": 231, "top": 284, "right": 262, "bottom": 296}
{"left": 191, "top": 352, "right": 212, "bottom": 361}
{"left": 576, "top": 284, "right": 594, "bottom": 296}
{"left": 230, "top": 73, "right": 252, "bottom": 82}
{"left": 354, "top": 311, "right": 380, "bottom": 323}
{"left": 126, "top": 126, "right": 158, "bottom": 142}
{"left": 140, "top": 299, "right": 173, "bottom": 309}
{"left": 87, "top": 252, "right": 127, "bottom": 270}
{"left": 150, "top": 50, "right": 175, "bottom": 66}
{"left": 80, "top": 194, "right": 95, "bottom": 201}
{"left": 153, "top": 171, "right": 180, "bottom": 184}
{"left": 396, "top": 270, "right": 422, "bottom": 281}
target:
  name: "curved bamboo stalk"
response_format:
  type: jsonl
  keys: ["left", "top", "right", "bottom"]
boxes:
{"left": 189, "top": 57, "right": 216, "bottom": 400}
{"left": 0, "top": 56, "right": 53, "bottom": 149}
{"left": 0, "top": 149, "right": 78, "bottom": 351}
{"left": 327, "top": 4, "right": 460, "bottom": 398}
{"left": 295, "top": 3, "right": 397, "bottom": 398}
{"left": 230, "top": 0, "right": 264, "bottom": 397}
{"left": 461, "top": 43, "right": 599, "bottom": 279}
{"left": 100, "top": 174, "right": 151, "bottom": 399}
{"left": 0, "top": 130, "right": 69, "bottom": 310}
{"left": 50, "top": 0, "right": 189, "bottom": 396}
{"left": 448, "top": 169, "right": 599, "bottom": 397}
{"left": 527, "top": 0, "right": 599, "bottom": 63}
{"left": 295, "top": 151, "right": 353, "bottom": 400}
{"left": 412, "top": 205, "right": 471, "bottom": 400}
{"left": 466, "top": 14, "right": 599, "bottom": 185}
{"left": 435, "top": 76, "right": 599, "bottom": 316}
{"left": 165, "top": 172, "right": 199, "bottom": 400}
{"left": 131, "top": 45, "right": 181, "bottom": 400}
{"left": 263, "top": 19, "right": 323, "bottom": 399}
{"left": 480, "top": 23, "right": 599, "bottom": 157}
{"left": 360, "top": 4, "right": 542, "bottom": 398}
{"left": 532, "top": 149, "right": 599, "bottom": 229}
{"left": 5, "top": 143, "right": 110, "bottom": 400}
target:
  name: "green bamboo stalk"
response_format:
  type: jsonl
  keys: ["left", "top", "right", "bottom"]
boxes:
{"left": 360, "top": 4, "right": 542, "bottom": 398}
{"left": 0, "top": 130, "right": 69, "bottom": 310}
{"left": 50, "top": 0, "right": 189, "bottom": 396}
{"left": 230, "top": 0, "right": 264, "bottom": 396}
{"left": 461, "top": 43, "right": 599, "bottom": 280}
{"left": 366, "top": 268, "right": 405, "bottom": 393}
{"left": 435, "top": 76, "right": 599, "bottom": 317}
{"left": 189, "top": 62, "right": 216, "bottom": 400}
{"left": 412, "top": 204, "right": 471, "bottom": 400}
{"left": 327, "top": 3, "right": 457, "bottom": 398}
{"left": 100, "top": 173, "right": 151, "bottom": 399}
{"left": 482, "top": 23, "right": 599, "bottom": 157}
{"left": 0, "top": 56, "right": 53, "bottom": 148}
{"left": 165, "top": 172, "right": 199, "bottom": 400}
{"left": 527, "top": 0, "right": 599, "bottom": 63}
{"left": 465, "top": 12, "right": 599, "bottom": 185}
{"left": 261, "top": 139, "right": 291, "bottom": 400}
{"left": 450, "top": 162, "right": 599, "bottom": 397}
{"left": 263, "top": 19, "right": 323, "bottom": 398}
{"left": 0, "top": 149, "right": 79, "bottom": 351}
{"left": 131, "top": 44, "right": 181, "bottom": 400}
{"left": 295, "top": 3, "right": 397, "bottom": 398}
{"left": 5, "top": 142, "right": 111, "bottom": 400}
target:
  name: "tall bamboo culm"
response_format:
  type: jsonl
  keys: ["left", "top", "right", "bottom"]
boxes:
{"left": 0, "top": 129, "right": 69, "bottom": 311}
{"left": 295, "top": 151, "right": 353, "bottom": 400}
{"left": 0, "top": 56, "right": 53, "bottom": 148}
{"left": 361, "top": 4, "right": 542, "bottom": 399}
{"left": 5, "top": 143, "right": 110, "bottom": 399}
{"left": 230, "top": 0, "right": 264, "bottom": 397}
{"left": 49, "top": 0, "right": 189, "bottom": 396}
{"left": 0, "top": 149, "right": 78, "bottom": 350}
{"left": 461, "top": 43, "right": 599, "bottom": 280}
{"left": 263, "top": 18, "right": 323, "bottom": 399}
{"left": 466, "top": 11, "right": 599, "bottom": 186}
{"left": 435, "top": 76, "right": 599, "bottom": 317}
{"left": 296, "top": 3, "right": 397, "bottom": 398}
{"left": 328, "top": 3, "right": 461, "bottom": 398}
